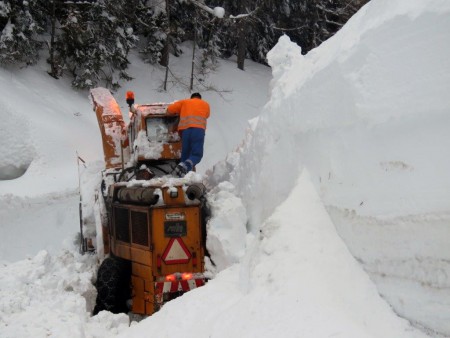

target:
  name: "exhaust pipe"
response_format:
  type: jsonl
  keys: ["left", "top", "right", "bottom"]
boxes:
{"left": 117, "top": 187, "right": 159, "bottom": 205}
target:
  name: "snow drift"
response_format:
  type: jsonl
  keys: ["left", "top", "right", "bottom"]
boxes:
{"left": 223, "top": 0, "right": 450, "bottom": 335}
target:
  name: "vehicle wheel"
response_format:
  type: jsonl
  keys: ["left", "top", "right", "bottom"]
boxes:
{"left": 93, "top": 256, "right": 130, "bottom": 315}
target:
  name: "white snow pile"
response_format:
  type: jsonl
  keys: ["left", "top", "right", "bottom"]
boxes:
{"left": 1, "top": 0, "right": 450, "bottom": 337}
{"left": 0, "top": 250, "right": 129, "bottom": 337}
{"left": 0, "top": 100, "right": 34, "bottom": 180}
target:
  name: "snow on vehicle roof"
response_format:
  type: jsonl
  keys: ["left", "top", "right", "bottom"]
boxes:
{"left": 134, "top": 104, "right": 169, "bottom": 116}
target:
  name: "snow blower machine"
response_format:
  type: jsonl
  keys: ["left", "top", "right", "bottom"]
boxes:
{"left": 84, "top": 88, "right": 208, "bottom": 316}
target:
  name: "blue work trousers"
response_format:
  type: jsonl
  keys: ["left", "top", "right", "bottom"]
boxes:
{"left": 180, "top": 128, "right": 205, "bottom": 171}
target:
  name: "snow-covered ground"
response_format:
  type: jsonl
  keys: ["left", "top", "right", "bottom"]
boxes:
{"left": 1, "top": 0, "right": 450, "bottom": 337}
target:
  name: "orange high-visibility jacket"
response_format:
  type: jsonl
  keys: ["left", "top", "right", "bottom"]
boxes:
{"left": 167, "top": 98, "right": 210, "bottom": 131}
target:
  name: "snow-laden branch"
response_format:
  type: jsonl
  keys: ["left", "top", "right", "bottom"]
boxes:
{"left": 324, "top": 19, "right": 344, "bottom": 27}
{"left": 271, "top": 25, "right": 308, "bottom": 32}
{"left": 188, "top": 0, "right": 225, "bottom": 19}
{"left": 229, "top": 7, "right": 259, "bottom": 20}
{"left": 316, "top": 1, "right": 359, "bottom": 16}
{"left": 229, "top": 13, "right": 251, "bottom": 20}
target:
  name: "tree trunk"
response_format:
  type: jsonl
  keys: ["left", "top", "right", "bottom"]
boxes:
{"left": 237, "top": 20, "right": 246, "bottom": 70}
{"left": 236, "top": 0, "right": 247, "bottom": 70}
{"left": 190, "top": 23, "right": 197, "bottom": 91}
{"left": 162, "top": 0, "right": 170, "bottom": 90}
{"left": 160, "top": 0, "right": 171, "bottom": 68}
{"left": 48, "top": 0, "right": 58, "bottom": 78}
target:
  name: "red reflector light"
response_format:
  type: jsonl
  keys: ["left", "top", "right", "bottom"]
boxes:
{"left": 165, "top": 274, "right": 176, "bottom": 282}
{"left": 182, "top": 273, "right": 193, "bottom": 280}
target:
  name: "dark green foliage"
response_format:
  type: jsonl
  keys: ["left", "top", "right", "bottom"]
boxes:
{"left": 58, "top": 0, "right": 137, "bottom": 89}
{"left": 136, "top": 5, "right": 168, "bottom": 65}
{"left": 0, "top": 0, "right": 369, "bottom": 88}
{"left": 207, "top": 0, "right": 368, "bottom": 64}
{"left": 0, "top": 0, "right": 43, "bottom": 66}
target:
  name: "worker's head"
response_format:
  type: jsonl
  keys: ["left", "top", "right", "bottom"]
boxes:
{"left": 191, "top": 92, "right": 202, "bottom": 99}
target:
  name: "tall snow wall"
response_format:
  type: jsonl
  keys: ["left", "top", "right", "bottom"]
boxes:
{"left": 229, "top": 0, "right": 450, "bottom": 335}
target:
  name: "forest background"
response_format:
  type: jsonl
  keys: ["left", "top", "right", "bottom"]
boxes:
{"left": 0, "top": 0, "right": 368, "bottom": 90}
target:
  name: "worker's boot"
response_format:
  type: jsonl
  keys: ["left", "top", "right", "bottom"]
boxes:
{"left": 173, "top": 162, "right": 188, "bottom": 177}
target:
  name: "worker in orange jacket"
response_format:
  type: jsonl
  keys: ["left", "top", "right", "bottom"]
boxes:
{"left": 167, "top": 93, "right": 210, "bottom": 177}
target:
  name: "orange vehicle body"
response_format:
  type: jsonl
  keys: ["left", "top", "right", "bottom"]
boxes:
{"left": 91, "top": 88, "right": 129, "bottom": 169}
{"left": 88, "top": 88, "right": 208, "bottom": 315}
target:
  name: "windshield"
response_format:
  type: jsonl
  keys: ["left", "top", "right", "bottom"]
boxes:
{"left": 146, "top": 117, "right": 179, "bottom": 142}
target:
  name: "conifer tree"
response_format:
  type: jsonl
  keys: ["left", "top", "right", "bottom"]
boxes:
{"left": 206, "top": 0, "right": 368, "bottom": 67}
{"left": 136, "top": 1, "right": 169, "bottom": 65}
{"left": 0, "top": 0, "right": 369, "bottom": 87}
{"left": 0, "top": 0, "right": 43, "bottom": 66}
{"left": 57, "top": 0, "right": 137, "bottom": 89}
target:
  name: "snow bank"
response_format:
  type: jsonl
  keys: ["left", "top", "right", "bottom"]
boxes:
{"left": 0, "top": 62, "right": 102, "bottom": 197}
{"left": 0, "top": 249, "right": 129, "bottom": 338}
{"left": 227, "top": 0, "right": 450, "bottom": 334}
{"left": 0, "top": 101, "right": 34, "bottom": 180}
{"left": 205, "top": 181, "right": 247, "bottom": 272}
{"left": 0, "top": 191, "right": 80, "bottom": 263}
{"left": 236, "top": 3, "right": 450, "bottom": 225}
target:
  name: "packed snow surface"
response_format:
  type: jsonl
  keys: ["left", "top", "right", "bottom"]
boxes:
{"left": 1, "top": 0, "right": 450, "bottom": 337}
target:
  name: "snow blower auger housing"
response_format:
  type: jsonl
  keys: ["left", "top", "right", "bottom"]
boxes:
{"left": 87, "top": 88, "right": 208, "bottom": 316}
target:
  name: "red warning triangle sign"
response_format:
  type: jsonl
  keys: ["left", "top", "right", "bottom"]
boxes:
{"left": 162, "top": 238, "right": 191, "bottom": 264}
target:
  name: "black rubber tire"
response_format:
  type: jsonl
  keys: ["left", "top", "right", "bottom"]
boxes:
{"left": 93, "top": 256, "right": 130, "bottom": 315}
